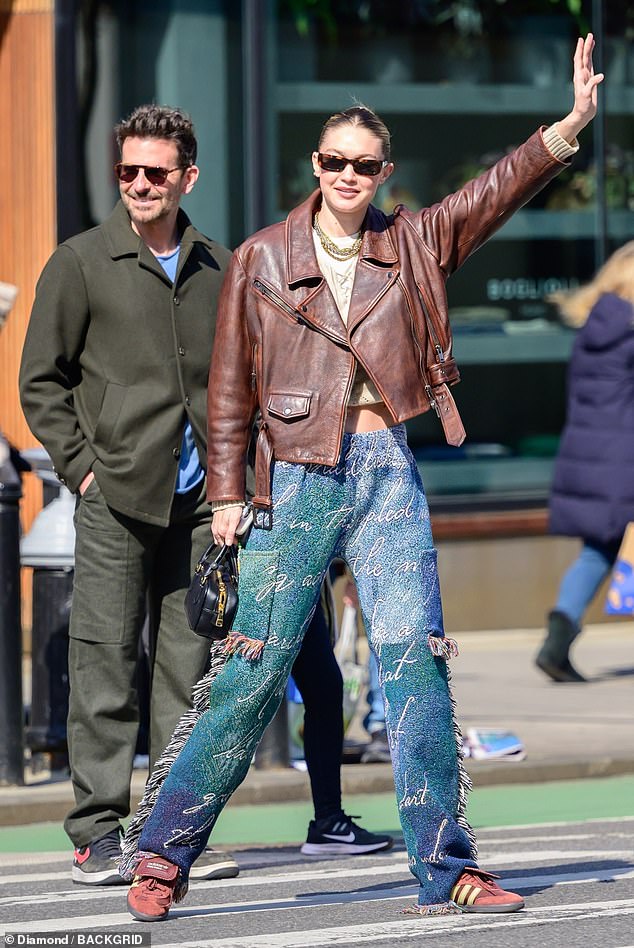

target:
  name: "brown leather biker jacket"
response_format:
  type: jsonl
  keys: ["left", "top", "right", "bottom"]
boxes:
{"left": 207, "top": 128, "right": 569, "bottom": 514}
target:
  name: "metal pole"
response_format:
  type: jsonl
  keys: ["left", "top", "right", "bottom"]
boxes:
{"left": 242, "top": 0, "right": 275, "bottom": 234}
{"left": 0, "top": 452, "right": 24, "bottom": 785}
{"left": 243, "top": 0, "right": 289, "bottom": 769}
{"left": 21, "top": 477, "right": 76, "bottom": 773}
{"left": 592, "top": 0, "right": 607, "bottom": 269}
{"left": 55, "top": 0, "right": 83, "bottom": 242}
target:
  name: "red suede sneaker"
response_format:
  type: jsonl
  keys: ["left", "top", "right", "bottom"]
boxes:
{"left": 450, "top": 866, "right": 524, "bottom": 913}
{"left": 127, "top": 855, "right": 179, "bottom": 921}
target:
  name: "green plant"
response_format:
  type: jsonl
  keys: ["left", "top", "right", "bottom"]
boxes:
{"left": 279, "top": 1, "right": 589, "bottom": 43}
{"left": 278, "top": 0, "right": 338, "bottom": 42}
{"left": 278, "top": 1, "right": 442, "bottom": 42}
{"left": 481, "top": 0, "right": 588, "bottom": 35}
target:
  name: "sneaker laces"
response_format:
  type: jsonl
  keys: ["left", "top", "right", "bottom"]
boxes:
{"left": 142, "top": 878, "right": 169, "bottom": 893}
{"left": 461, "top": 867, "right": 501, "bottom": 894}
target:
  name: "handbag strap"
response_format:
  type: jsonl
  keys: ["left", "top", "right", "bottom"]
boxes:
{"left": 199, "top": 542, "right": 239, "bottom": 579}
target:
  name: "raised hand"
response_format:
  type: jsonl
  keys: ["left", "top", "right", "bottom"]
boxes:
{"left": 557, "top": 33, "right": 604, "bottom": 144}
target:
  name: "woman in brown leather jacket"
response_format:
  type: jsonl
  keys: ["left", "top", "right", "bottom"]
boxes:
{"left": 123, "top": 35, "right": 602, "bottom": 921}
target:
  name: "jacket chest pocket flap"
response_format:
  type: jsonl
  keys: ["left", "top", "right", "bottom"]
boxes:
{"left": 267, "top": 391, "right": 312, "bottom": 421}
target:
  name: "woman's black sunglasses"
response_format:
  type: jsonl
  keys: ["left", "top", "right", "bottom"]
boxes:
{"left": 317, "top": 153, "right": 387, "bottom": 177}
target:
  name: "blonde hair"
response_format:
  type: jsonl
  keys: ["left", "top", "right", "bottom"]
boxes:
{"left": 550, "top": 241, "right": 634, "bottom": 328}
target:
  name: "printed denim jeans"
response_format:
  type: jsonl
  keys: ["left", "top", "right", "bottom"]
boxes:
{"left": 137, "top": 425, "right": 476, "bottom": 907}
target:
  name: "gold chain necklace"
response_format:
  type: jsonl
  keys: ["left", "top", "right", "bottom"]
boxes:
{"left": 313, "top": 214, "right": 362, "bottom": 261}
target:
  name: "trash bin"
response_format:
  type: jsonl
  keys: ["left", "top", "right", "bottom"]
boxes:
{"left": 20, "top": 452, "right": 75, "bottom": 767}
{"left": 0, "top": 440, "right": 24, "bottom": 785}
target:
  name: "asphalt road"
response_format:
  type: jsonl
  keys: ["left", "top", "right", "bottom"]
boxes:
{"left": 1, "top": 816, "right": 633, "bottom": 948}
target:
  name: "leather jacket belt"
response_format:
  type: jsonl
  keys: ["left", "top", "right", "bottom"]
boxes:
{"left": 252, "top": 422, "right": 274, "bottom": 529}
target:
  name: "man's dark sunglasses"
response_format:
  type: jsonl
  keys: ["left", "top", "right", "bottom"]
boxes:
{"left": 317, "top": 153, "right": 387, "bottom": 177}
{"left": 114, "top": 163, "right": 183, "bottom": 185}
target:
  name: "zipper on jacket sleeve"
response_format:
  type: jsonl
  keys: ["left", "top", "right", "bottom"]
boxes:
{"left": 398, "top": 276, "right": 441, "bottom": 417}
{"left": 416, "top": 283, "right": 447, "bottom": 362}
{"left": 251, "top": 342, "right": 258, "bottom": 391}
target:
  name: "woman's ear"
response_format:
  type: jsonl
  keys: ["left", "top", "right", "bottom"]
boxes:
{"left": 311, "top": 151, "right": 321, "bottom": 178}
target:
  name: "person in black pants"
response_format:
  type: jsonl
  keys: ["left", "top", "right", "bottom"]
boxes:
{"left": 292, "top": 595, "right": 393, "bottom": 855}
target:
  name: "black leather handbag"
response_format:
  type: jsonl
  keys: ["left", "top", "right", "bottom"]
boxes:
{"left": 184, "top": 543, "right": 239, "bottom": 639}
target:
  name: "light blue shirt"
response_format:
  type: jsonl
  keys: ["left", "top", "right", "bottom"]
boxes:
{"left": 156, "top": 247, "right": 204, "bottom": 495}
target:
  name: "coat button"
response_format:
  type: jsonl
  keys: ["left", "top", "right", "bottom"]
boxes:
{"left": 172, "top": 447, "right": 181, "bottom": 459}
{"left": 283, "top": 407, "right": 291, "bottom": 415}
{"left": 178, "top": 346, "right": 185, "bottom": 356}
{"left": 173, "top": 296, "right": 180, "bottom": 306}
{"left": 185, "top": 396, "right": 191, "bottom": 406}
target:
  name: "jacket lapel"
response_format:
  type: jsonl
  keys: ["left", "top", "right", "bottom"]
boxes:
{"left": 346, "top": 261, "right": 399, "bottom": 334}
{"left": 285, "top": 192, "right": 348, "bottom": 344}
{"left": 343, "top": 205, "right": 399, "bottom": 334}
{"left": 285, "top": 194, "right": 399, "bottom": 340}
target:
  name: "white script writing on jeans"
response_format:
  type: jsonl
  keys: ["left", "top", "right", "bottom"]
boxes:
{"left": 349, "top": 537, "right": 385, "bottom": 577}
{"left": 399, "top": 774, "right": 430, "bottom": 810}
{"left": 354, "top": 480, "right": 416, "bottom": 541}
{"left": 257, "top": 567, "right": 294, "bottom": 601}
{"left": 380, "top": 641, "right": 418, "bottom": 684}
{"left": 324, "top": 504, "right": 355, "bottom": 530}
{"left": 394, "top": 559, "right": 418, "bottom": 574}
{"left": 421, "top": 818, "right": 448, "bottom": 880}
{"left": 394, "top": 696, "right": 416, "bottom": 747}
{"left": 370, "top": 598, "right": 416, "bottom": 644}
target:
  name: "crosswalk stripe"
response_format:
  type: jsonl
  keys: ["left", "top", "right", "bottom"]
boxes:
{"left": 476, "top": 814, "right": 634, "bottom": 832}
{"left": 2, "top": 847, "right": 632, "bottom": 896}
{"left": 0, "top": 862, "right": 410, "bottom": 903}
{"left": 2, "top": 867, "right": 634, "bottom": 935}
{"left": 152, "top": 900, "right": 634, "bottom": 948}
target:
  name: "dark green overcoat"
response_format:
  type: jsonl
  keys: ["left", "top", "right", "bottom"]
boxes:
{"left": 19, "top": 202, "right": 231, "bottom": 526}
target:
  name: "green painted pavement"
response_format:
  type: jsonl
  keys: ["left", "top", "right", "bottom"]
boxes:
{"left": 0, "top": 775, "right": 632, "bottom": 853}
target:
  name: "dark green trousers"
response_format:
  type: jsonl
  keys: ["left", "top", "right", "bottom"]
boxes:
{"left": 64, "top": 477, "right": 212, "bottom": 847}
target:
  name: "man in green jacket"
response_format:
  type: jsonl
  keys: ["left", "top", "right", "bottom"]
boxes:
{"left": 19, "top": 105, "right": 238, "bottom": 885}
{"left": 20, "top": 104, "right": 391, "bottom": 887}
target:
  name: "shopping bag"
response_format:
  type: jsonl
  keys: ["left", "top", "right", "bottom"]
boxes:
{"left": 286, "top": 675, "right": 306, "bottom": 766}
{"left": 335, "top": 604, "right": 365, "bottom": 734}
{"left": 605, "top": 522, "right": 634, "bottom": 615}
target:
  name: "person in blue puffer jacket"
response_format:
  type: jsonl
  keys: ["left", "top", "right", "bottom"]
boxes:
{"left": 537, "top": 242, "right": 634, "bottom": 682}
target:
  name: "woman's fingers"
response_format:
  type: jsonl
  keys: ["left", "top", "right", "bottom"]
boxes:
{"left": 211, "top": 506, "right": 243, "bottom": 546}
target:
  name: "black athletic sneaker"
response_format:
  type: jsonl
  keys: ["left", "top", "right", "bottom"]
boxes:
{"left": 301, "top": 813, "right": 393, "bottom": 855}
{"left": 72, "top": 827, "right": 125, "bottom": 885}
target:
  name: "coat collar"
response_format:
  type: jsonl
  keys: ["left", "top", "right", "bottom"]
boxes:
{"left": 285, "top": 189, "right": 398, "bottom": 287}
{"left": 101, "top": 201, "right": 216, "bottom": 281}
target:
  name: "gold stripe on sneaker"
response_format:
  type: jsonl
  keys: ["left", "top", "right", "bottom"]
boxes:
{"left": 466, "top": 887, "right": 481, "bottom": 906}
{"left": 450, "top": 883, "right": 482, "bottom": 906}
{"left": 450, "top": 883, "right": 470, "bottom": 902}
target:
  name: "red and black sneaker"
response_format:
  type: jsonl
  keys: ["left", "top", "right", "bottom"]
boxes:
{"left": 450, "top": 866, "right": 525, "bottom": 913}
{"left": 72, "top": 827, "right": 124, "bottom": 886}
{"left": 127, "top": 855, "right": 179, "bottom": 922}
